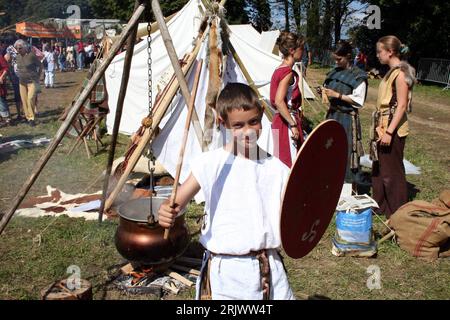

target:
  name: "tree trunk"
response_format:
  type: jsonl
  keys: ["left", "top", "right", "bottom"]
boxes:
{"left": 334, "top": 0, "right": 342, "bottom": 45}
{"left": 322, "top": 0, "right": 333, "bottom": 49}
{"left": 306, "top": 0, "right": 320, "bottom": 49}
{"left": 284, "top": 0, "right": 290, "bottom": 31}
{"left": 292, "top": 0, "right": 302, "bottom": 33}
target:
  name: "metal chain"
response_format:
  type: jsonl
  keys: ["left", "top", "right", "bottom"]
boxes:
{"left": 147, "top": 20, "right": 153, "bottom": 116}
{"left": 146, "top": 17, "right": 155, "bottom": 222}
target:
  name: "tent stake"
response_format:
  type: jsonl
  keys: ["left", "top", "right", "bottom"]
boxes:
{"left": 98, "top": 0, "right": 141, "bottom": 223}
{"left": 0, "top": 2, "right": 146, "bottom": 235}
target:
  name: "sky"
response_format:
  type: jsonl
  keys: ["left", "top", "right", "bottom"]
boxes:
{"left": 268, "top": 1, "right": 368, "bottom": 39}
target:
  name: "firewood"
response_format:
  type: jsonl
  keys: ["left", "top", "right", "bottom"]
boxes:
{"left": 165, "top": 270, "right": 194, "bottom": 287}
{"left": 163, "top": 282, "right": 180, "bottom": 294}
{"left": 120, "top": 263, "right": 134, "bottom": 275}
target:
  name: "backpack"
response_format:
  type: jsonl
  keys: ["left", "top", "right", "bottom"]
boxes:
{"left": 389, "top": 190, "right": 450, "bottom": 261}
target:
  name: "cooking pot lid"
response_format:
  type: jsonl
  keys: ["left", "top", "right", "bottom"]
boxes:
{"left": 117, "top": 197, "right": 185, "bottom": 222}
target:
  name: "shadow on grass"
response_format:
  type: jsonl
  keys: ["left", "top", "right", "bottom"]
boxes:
{"left": 407, "top": 181, "right": 420, "bottom": 201}
{"left": 36, "top": 108, "right": 65, "bottom": 121}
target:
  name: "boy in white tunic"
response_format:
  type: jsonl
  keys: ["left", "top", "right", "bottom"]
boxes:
{"left": 159, "top": 83, "right": 295, "bottom": 300}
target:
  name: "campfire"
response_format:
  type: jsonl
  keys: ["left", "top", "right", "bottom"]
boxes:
{"left": 113, "top": 256, "right": 202, "bottom": 298}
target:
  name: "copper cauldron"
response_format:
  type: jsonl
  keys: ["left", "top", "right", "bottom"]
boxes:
{"left": 114, "top": 197, "right": 190, "bottom": 267}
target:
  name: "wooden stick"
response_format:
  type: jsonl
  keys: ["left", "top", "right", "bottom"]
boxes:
{"left": 103, "top": 34, "right": 206, "bottom": 213}
{"left": 378, "top": 230, "right": 395, "bottom": 245}
{"left": 120, "top": 263, "right": 134, "bottom": 275}
{"left": 163, "top": 282, "right": 180, "bottom": 295}
{"left": 98, "top": 0, "right": 140, "bottom": 223}
{"left": 165, "top": 270, "right": 194, "bottom": 287}
{"left": 164, "top": 60, "right": 203, "bottom": 240}
{"left": 134, "top": 12, "right": 176, "bottom": 39}
{"left": 67, "top": 117, "right": 95, "bottom": 155}
{"left": 299, "top": 63, "right": 305, "bottom": 108}
{"left": 152, "top": 0, "right": 204, "bottom": 148}
{"left": 0, "top": 3, "right": 146, "bottom": 235}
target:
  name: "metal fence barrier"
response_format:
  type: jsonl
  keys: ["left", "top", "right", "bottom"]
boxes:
{"left": 416, "top": 58, "right": 450, "bottom": 90}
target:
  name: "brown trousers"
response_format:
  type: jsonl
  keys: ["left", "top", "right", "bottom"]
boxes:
{"left": 372, "top": 134, "right": 408, "bottom": 218}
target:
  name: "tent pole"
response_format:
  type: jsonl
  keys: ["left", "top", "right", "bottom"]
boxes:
{"left": 151, "top": 0, "right": 204, "bottom": 148}
{"left": 98, "top": 0, "right": 141, "bottom": 223}
{"left": 0, "top": 2, "right": 146, "bottom": 235}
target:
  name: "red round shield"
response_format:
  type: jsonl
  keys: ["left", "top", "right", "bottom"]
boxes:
{"left": 280, "top": 120, "right": 347, "bottom": 259}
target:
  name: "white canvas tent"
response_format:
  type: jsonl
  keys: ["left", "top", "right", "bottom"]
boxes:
{"left": 260, "top": 30, "right": 280, "bottom": 53}
{"left": 105, "top": 2, "right": 316, "bottom": 136}
{"left": 104, "top": 0, "right": 315, "bottom": 201}
{"left": 228, "top": 24, "right": 316, "bottom": 100}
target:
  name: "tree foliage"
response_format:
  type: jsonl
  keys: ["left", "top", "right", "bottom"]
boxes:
{"left": 0, "top": 0, "right": 189, "bottom": 27}
{"left": 351, "top": 0, "right": 450, "bottom": 66}
{"left": 246, "top": 0, "right": 272, "bottom": 31}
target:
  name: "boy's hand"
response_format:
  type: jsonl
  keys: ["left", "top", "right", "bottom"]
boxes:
{"left": 158, "top": 199, "right": 180, "bottom": 228}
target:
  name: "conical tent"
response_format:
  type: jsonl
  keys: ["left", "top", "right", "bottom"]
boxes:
{"left": 104, "top": 0, "right": 318, "bottom": 202}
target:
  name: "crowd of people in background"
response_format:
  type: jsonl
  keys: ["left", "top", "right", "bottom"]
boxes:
{"left": 0, "top": 36, "right": 101, "bottom": 127}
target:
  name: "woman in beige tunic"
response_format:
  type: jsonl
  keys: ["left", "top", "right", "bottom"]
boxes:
{"left": 371, "top": 35, "right": 416, "bottom": 218}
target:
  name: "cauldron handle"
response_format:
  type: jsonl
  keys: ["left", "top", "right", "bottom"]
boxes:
{"left": 147, "top": 157, "right": 156, "bottom": 225}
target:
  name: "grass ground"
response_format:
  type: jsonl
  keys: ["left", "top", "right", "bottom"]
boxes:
{"left": 0, "top": 68, "right": 449, "bottom": 300}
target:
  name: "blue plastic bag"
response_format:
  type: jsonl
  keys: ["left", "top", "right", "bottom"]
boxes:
{"left": 335, "top": 208, "right": 372, "bottom": 245}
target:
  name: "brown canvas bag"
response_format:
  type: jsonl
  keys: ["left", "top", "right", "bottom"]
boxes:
{"left": 389, "top": 190, "right": 450, "bottom": 261}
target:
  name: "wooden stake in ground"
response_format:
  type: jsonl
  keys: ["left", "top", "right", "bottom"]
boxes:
{"left": 164, "top": 60, "right": 203, "bottom": 240}
{"left": 0, "top": 3, "right": 146, "bottom": 235}
{"left": 98, "top": 0, "right": 140, "bottom": 223}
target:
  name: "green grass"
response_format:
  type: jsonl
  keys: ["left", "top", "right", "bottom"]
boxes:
{"left": 0, "top": 71, "right": 449, "bottom": 300}
{"left": 0, "top": 204, "right": 205, "bottom": 300}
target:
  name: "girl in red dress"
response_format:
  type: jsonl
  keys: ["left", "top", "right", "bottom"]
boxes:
{"left": 270, "top": 32, "right": 304, "bottom": 167}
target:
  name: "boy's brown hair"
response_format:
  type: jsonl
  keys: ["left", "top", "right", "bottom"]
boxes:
{"left": 216, "top": 82, "right": 263, "bottom": 122}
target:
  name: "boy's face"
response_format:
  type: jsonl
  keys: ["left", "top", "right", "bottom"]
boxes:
{"left": 222, "top": 107, "right": 262, "bottom": 151}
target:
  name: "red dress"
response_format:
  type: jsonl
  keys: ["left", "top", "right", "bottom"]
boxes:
{"left": 270, "top": 65, "right": 304, "bottom": 167}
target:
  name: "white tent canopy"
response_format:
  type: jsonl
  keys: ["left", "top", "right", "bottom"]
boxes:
{"left": 103, "top": 0, "right": 314, "bottom": 200}
{"left": 260, "top": 30, "right": 280, "bottom": 53}
{"left": 105, "top": 0, "right": 203, "bottom": 136}
{"left": 106, "top": 2, "right": 315, "bottom": 136}
{"left": 228, "top": 24, "right": 316, "bottom": 100}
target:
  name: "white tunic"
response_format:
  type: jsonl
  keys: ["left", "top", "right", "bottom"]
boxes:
{"left": 191, "top": 147, "right": 295, "bottom": 300}
{"left": 191, "top": 147, "right": 290, "bottom": 255}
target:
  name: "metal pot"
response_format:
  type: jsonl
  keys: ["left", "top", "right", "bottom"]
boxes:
{"left": 114, "top": 197, "right": 190, "bottom": 266}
